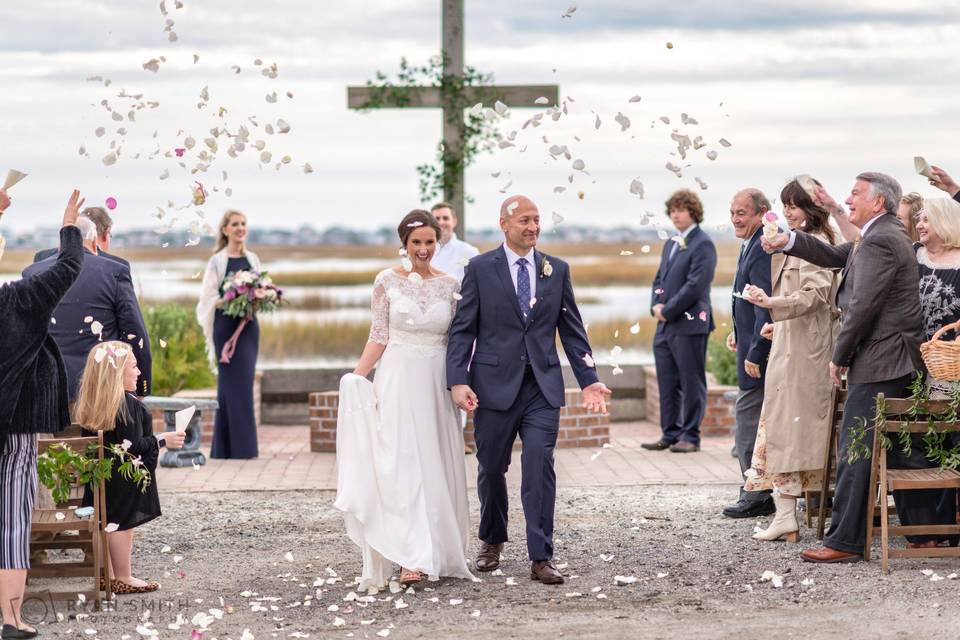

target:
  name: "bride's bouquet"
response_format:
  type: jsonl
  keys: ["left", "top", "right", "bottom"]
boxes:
{"left": 218, "top": 270, "right": 283, "bottom": 363}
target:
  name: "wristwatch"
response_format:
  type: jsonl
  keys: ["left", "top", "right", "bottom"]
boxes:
{"left": 157, "top": 436, "right": 166, "bottom": 448}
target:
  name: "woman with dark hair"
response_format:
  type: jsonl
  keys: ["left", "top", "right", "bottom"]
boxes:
{"left": 1, "top": 191, "right": 84, "bottom": 639}
{"left": 740, "top": 177, "right": 840, "bottom": 542}
{"left": 196, "top": 210, "right": 261, "bottom": 459}
{"left": 334, "top": 210, "right": 476, "bottom": 590}
{"left": 898, "top": 193, "right": 923, "bottom": 243}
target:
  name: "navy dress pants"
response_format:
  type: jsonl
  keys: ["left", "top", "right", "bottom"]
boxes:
{"left": 473, "top": 367, "right": 561, "bottom": 562}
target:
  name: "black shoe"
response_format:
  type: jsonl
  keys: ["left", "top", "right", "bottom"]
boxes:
{"left": 2, "top": 624, "right": 38, "bottom": 639}
{"left": 641, "top": 439, "right": 675, "bottom": 451}
{"left": 722, "top": 497, "right": 775, "bottom": 519}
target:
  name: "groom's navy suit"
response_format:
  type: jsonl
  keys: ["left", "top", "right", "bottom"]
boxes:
{"left": 447, "top": 245, "right": 598, "bottom": 561}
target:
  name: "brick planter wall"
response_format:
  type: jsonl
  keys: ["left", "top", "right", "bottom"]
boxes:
{"left": 643, "top": 365, "right": 737, "bottom": 437}
{"left": 309, "top": 388, "right": 610, "bottom": 453}
{"left": 149, "top": 371, "right": 262, "bottom": 446}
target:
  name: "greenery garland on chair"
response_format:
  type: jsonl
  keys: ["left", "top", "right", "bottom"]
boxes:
{"left": 846, "top": 372, "right": 960, "bottom": 469}
{"left": 36, "top": 442, "right": 152, "bottom": 507}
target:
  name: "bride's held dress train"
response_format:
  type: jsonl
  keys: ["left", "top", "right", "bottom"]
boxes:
{"left": 334, "top": 269, "right": 476, "bottom": 590}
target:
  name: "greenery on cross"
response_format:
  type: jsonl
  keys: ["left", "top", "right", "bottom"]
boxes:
{"left": 356, "top": 56, "right": 502, "bottom": 205}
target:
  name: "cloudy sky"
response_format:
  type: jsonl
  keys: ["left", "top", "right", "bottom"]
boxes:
{"left": 1, "top": 0, "right": 958, "bottom": 237}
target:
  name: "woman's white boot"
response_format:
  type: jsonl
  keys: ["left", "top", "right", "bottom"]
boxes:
{"left": 752, "top": 494, "right": 799, "bottom": 542}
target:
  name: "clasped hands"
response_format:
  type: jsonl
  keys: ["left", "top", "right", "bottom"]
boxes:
{"left": 452, "top": 381, "right": 612, "bottom": 414}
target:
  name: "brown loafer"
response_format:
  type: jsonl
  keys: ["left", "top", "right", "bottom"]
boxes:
{"left": 476, "top": 542, "right": 503, "bottom": 572}
{"left": 530, "top": 560, "right": 565, "bottom": 585}
{"left": 800, "top": 546, "right": 861, "bottom": 563}
{"left": 669, "top": 441, "right": 700, "bottom": 453}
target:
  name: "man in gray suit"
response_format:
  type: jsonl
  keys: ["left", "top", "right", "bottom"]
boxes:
{"left": 763, "top": 171, "right": 925, "bottom": 563}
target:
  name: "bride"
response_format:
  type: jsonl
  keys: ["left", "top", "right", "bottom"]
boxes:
{"left": 334, "top": 209, "right": 476, "bottom": 590}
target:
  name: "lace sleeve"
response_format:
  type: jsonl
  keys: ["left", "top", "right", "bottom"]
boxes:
{"left": 368, "top": 277, "right": 389, "bottom": 345}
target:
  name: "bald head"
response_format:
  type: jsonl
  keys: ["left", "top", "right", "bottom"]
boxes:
{"left": 499, "top": 194, "right": 541, "bottom": 253}
{"left": 500, "top": 195, "right": 539, "bottom": 219}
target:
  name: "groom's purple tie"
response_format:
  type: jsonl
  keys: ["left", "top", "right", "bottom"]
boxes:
{"left": 516, "top": 257, "right": 531, "bottom": 320}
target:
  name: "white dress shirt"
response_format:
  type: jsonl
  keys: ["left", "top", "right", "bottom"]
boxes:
{"left": 502, "top": 244, "right": 537, "bottom": 300}
{"left": 431, "top": 236, "right": 480, "bottom": 283}
{"left": 669, "top": 223, "right": 699, "bottom": 260}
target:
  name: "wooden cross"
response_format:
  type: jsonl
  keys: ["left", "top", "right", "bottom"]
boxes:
{"left": 347, "top": 0, "right": 559, "bottom": 238}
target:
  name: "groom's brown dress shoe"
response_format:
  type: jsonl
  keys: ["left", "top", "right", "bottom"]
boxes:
{"left": 800, "top": 546, "right": 862, "bottom": 563}
{"left": 530, "top": 560, "right": 565, "bottom": 585}
{"left": 476, "top": 542, "right": 503, "bottom": 572}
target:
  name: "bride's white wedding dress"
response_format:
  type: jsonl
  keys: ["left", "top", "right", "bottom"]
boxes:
{"left": 334, "top": 269, "right": 476, "bottom": 590}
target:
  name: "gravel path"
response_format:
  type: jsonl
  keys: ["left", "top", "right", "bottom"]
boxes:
{"left": 26, "top": 486, "right": 960, "bottom": 639}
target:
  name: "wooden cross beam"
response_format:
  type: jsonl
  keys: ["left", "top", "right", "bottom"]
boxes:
{"left": 347, "top": 0, "right": 559, "bottom": 238}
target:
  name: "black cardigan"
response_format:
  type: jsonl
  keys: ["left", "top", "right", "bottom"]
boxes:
{"left": 0, "top": 226, "right": 83, "bottom": 437}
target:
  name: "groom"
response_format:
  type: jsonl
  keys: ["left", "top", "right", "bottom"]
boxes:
{"left": 447, "top": 195, "right": 611, "bottom": 585}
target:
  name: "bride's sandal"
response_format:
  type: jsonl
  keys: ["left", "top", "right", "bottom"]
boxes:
{"left": 399, "top": 568, "right": 423, "bottom": 586}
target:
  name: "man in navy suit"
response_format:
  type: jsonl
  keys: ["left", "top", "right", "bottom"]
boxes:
{"left": 447, "top": 195, "right": 611, "bottom": 585}
{"left": 723, "top": 188, "right": 775, "bottom": 518}
{"left": 23, "top": 215, "right": 152, "bottom": 398}
{"left": 34, "top": 206, "right": 129, "bottom": 269}
{"left": 643, "top": 190, "right": 717, "bottom": 453}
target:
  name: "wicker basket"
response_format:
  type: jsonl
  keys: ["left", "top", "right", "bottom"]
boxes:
{"left": 920, "top": 319, "right": 960, "bottom": 381}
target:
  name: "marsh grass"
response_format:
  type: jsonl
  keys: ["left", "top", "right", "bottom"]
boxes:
{"left": 140, "top": 293, "right": 360, "bottom": 311}
{"left": 260, "top": 319, "right": 371, "bottom": 359}
{"left": 255, "top": 311, "right": 735, "bottom": 362}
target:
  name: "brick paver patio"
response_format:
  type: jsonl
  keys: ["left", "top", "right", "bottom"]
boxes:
{"left": 157, "top": 422, "right": 741, "bottom": 493}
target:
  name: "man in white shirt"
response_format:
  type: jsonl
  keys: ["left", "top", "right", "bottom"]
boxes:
{"left": 431, "top": 202, "right": 479, "bottom": 282}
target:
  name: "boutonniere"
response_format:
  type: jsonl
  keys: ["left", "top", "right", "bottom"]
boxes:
{"left": 540, "top": 256, "right": 553, "bottom": 278}
{"left": 672, "top": 235, "right": 688, "bottom": 251}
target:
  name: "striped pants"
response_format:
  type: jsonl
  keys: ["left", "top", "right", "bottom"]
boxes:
{"left": 0, "top": 433, "right": 38, "bottom": 570}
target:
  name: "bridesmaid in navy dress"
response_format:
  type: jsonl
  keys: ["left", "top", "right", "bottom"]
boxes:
{"left": 197, "top": 210, "right": 262, "bottom": 459}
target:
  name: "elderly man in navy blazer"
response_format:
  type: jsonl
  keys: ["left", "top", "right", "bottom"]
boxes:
{"left": 723, "top": 188, "right": 775, "bottom": 518}
{"left": 23, "top": 215, "right": 151, "bottom": 398}
{"left": 643, "top": 190, "right": 717, "bottom": 453}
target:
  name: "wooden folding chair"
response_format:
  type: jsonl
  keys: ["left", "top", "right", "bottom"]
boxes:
{"left": 864, "top": 394, "right": 960, "bottom": 573}
{"left": 28, "top": 433, "right": 112, "bottom": 601}
{"left": 811, "top": 386, "right": 846, "bottom": 539}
